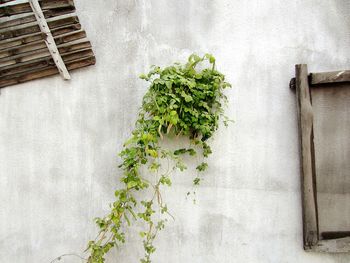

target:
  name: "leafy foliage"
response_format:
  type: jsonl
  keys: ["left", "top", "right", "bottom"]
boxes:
{"left": 86, "top": 54, "right": 231, "bottom": 263}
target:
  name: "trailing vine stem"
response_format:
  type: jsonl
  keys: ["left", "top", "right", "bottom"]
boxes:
{"left": 85, "top": 54, "right": 231, "bottom": 263}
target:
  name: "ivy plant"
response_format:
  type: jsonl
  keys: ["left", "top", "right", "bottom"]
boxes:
{"left": 85, "top": 54, "right": 231, "bottom": 263}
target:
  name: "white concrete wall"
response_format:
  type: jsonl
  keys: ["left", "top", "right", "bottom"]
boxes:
{"left": 0, "top": 0, "right": 349, "bottom": 262}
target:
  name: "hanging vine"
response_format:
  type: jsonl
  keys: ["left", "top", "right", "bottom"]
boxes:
{"left": 85, "top": 54, "right": 231, "bottom": 263}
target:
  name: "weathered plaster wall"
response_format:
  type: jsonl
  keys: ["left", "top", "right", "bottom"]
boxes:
{"left": 0, "top": 0, "right": 349, "bottom": 262}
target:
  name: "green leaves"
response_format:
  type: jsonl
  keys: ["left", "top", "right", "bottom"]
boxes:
{"left": 139, "top": 74, "right": 149, "bottom": 81}
{"left": 173, "top": 148, "right": 196, "bottom": 156}
{"left": 127, "top": 181, "right": 138, "bottom": 189}
{"left": 138, "top": 201, "right": 155, "bottom": 222}
{"left": 205, "top": 53, "right": 216, "bottom": 64}
{"left": 168, "top": 110, "right": 179, "bottom": 125}
{"left": 193, "top": 177, "right": 201, "bottom": 185}
{"left": 141, "top": 53, "right": 231, "bottom": 141}
{"left": 149, "top": 162, "right": 160, "bottom": 172}
{"left": 146, "top": 148, "right": 158, "bottom": 158}
{"left": 181, "top": 91, "right": 193, "bottom": 102}
{"left": 202, "top": 142, "right": 212, "bottom": 157}
{"left": 196, "top": 162, "right": 208, "bottom": 172}
{"left": 86, "top": 53, "right": 231, "bottom": 263}
{"left": 159, "top": 176, "right": 171, "bottom": 186}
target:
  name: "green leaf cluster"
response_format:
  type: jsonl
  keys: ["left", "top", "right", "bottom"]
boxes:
{"left": 86, "top": 54, "right": 231, "bottom": 263}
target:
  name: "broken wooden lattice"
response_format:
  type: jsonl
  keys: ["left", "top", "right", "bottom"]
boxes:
{"left": 0, "top": 0, "right": 95, "bottom": 88}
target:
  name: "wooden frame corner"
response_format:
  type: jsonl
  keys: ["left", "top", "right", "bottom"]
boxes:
{"left": 294, "top": 64, "right": 350, "bottom": 253}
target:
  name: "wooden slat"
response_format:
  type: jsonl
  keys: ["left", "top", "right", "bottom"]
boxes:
{"left": 0, "top": 0, "right": 74, "bottom": 17}
{"left": 0, "top": 30, "right": 86, "bottom": 59}
{"left": 0, "top": 37, "right": 47, "bottom": 58}
{"left": 28, "top": 0, "right": 70, "bottom": 79}
{"left": 0, "top": 40, "right": 91, "bottom": 66}
{"left": 0, "top": 55, "right": 95, "bottom": 88}
{"left": 58, "top": 40, "right": 90, "bottom": 53}
{"left": 295, "top": 64, "right": 319, "bottom": 249}
{"left": 0, "top": 48, "right": 94, "bottom": 78}
{"left": 0, "top": 15, "right": 79, "bottom": 41}
{"left": 311, "top": 237, "right": 350, "bottom": 253}
{"left": 0, "top": 7, "right": 75, "bottom": 29}
{"left": 54, "top": 28, "right": 85, "bottom": 43}
{"left": 0, "top": 0, "right": 16, "bottom": 4}
{"left": 0, "top": 23, "right": 81, "bottom": 50}
{"left": 311, "top": 70, "right": 350, "bottom": 85}
{"left": 321, "top": 232, "right": 350, "bottom": 240}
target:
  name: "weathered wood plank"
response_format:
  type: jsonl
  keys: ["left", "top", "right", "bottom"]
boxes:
{"left": 311, "top": 70, "right": 350, "bottom": 85}
{"left": 0, "top": 40, "right": 91, "bottom": 66}
{"left": 0, "top": 37, "right": 47, "bottom": 58}
{"left": 310, "top": 237, "right": 350, "bottom": 253}
{"left": 0, "top": 48, "right": 93, "bottom": 77}
{"left": 0, "top": 30, "right": 86, "bottom": 59}
{"left": 295, "top": 64, "right": 319, "bottom": 249}
{"left": 0, "top": 23, "right": 81, "bottom": 50}
{"left": 0, "top": 15, "right": 79, "bottom": 41}
{"left": 0, "top": 0, "right": 74, "bottom": 17}
{"left": 0, "top": 7, "right": 75, "bottom": 29}
{"left": 289, "top": 77, "right": 296, "bottom": 90}
{"left": 290, "top": 70, "right": 350, "bottom": 90}
{"left": 321, "top": 232, "right": 350, "bottom": 240}
{"left": 58, "top": 40, "right": 90, "bottom": 53}
{"left": 0, "top": 0, "right": 16, "bottom": 4}
{"left": 54, "top": 29, "right": 85, "bottom": 43}
{"left": 29, "top": 0, "right": 70, "bottom": 79}
{"left": 0, "top": 55, "right": 95, "bottom": 88}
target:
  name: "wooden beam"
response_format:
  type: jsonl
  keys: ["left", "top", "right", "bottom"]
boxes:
{"left": 0, "top": 7, "right": 76, "bottom": 29}
{"left": 0, "top": 0, "right": 16, "bottom": 4}
{"left": 289, "top": 77, "right": 296, "bottom": 90}
{"left": 0, "top": 15, "right": 79, "bottom": 41}
{"left": 0, "top": 38, "right": 46, "bottom": 58}
{"left": 321, "top": 232, "right": 350, "bottom": 240}
{"left": 28, "top": 0, "right": 70, "bottom": 79}
{"left": 0, "top": 23, "right": 81, "bottom": 50}
{"left": 295, "top": 64, "right": 319, "bottom": 249}
{"left": 311, "top": 237, "right": 350, "bottom": 253}
{"left": 290, "top": 70, "right": 350, "bottom": 90}
{"left": 58, "top": 40, "right": 90, "bottom": 53}
{"left": 0, "top": 48, "right": 94, "bottom": 78}
{"left": 0, "top": 30, "right": 86, "bottom": 59}
{"left": 0, "top": 40, "right": 91, "bottom": 65}
{"left": 54, "top": 29, "right": 85, "bottom": 43}
{"left": 0, "top": 55, "right": 95, "bottom": 88}
{"left": 0, "top": 0, "right": 75, "bottom": 17}
{"left": 311, "top": 70, "right": 350, "bottom": 85}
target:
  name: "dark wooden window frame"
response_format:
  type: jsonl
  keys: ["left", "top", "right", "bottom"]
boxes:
{"left": 291, "top": 65, "right": 350, "bottom": 253}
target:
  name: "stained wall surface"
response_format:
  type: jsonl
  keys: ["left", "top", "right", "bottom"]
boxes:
{"left": 0, "top": 0, "right": 350, "bottom": 262}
